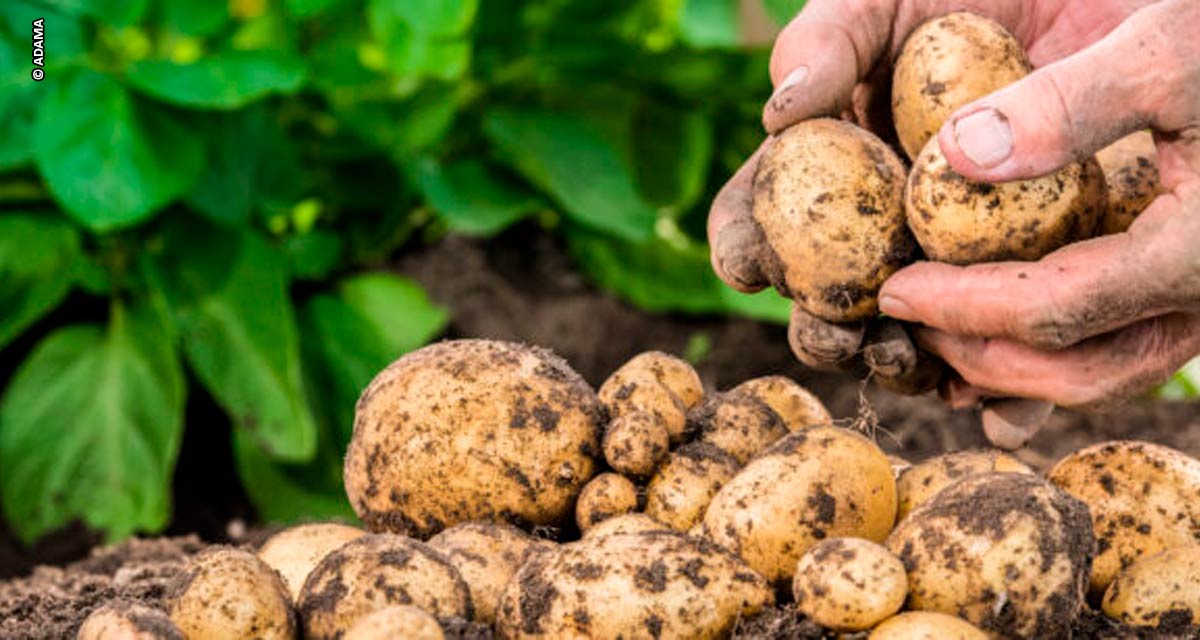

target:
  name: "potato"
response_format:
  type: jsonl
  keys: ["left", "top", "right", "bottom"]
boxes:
{"left": 691, "top": 391, "right": 789, "bottom": 464}
{"left": 751, "top": 118, "right": 914, "bottom": 322}
{"left": 1096, "top": 130, "right": 1162, "bottom": 234}
{"left": 1102, "top": 545, "right": 1200, "bottom": 629}
{"left": 575, "top": 472, "right": 639, "bottom": 531}
{"left": 868, "top": 612, "right": 990, "bottom": 640}
{"left": 428, "top": 522, "right": 551, "bottom": 625}
{"left": 891, "top": 12, "right": 1032, "bottom": 160}
{"left": 166, "top": 547, "right": 295, "bottom": 640}
{"left": 905, "top": 136, "right": 1106, "bottom": 264}
{"left": 611, "top": 351, "right": 705, "bottom": 409}
{"left": 599, "top": 365, "right": 688, "bottom": 445}
{"left": 702, "top": 427, "right": 897, "bottom": 584}
{"left": 78, "top": 603, "right": 183, "bottom": 640}
{"left": 645, "top": 442, "right": 740, "bottom": 532}
{"left": 792, "top": 537, "right": 906, "bottom": 631}
{"left": 886, "top": 473, "right": 1093, "bottom": 639}
{"left": 343, "top": 605, "right": 444, "bottom": 640}
{"left": 582, "top": 513, "right": 671, "bottom": 539}
{"left": 731, "top": 376, "right": 832, "bottom": 432}
{"left": 297, "top": 534, "right": 472, "bottom": 640}
{"left": 495, "top": 531, "right": 773, "bottom": 639}
{"left": 895, "top": 449, "right": 1033, "bottom": 521}
{"left": 344, "top": 339, "right": 603, "bottom": 537}
{"left": 1047, "top": 440, "right": 1200, "bottom": 597}
{"left": 603, "top": 410, "right": 670, "bottom": 478}
{"left": 257, "top": 522, "right": 365, "bottom": 602}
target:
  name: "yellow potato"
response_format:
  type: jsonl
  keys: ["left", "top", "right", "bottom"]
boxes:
{"left": 78, "top": 604, "right": 182, "bottom": 640}
{"left": 582, "top": 513, "right": 671, "bottom": 539}
{"left": 612, "top": 351, "right": 705, "bottom": 409}
{"left": 1102, "top": 545, "right": 1200, "bottom": 629}
{"left": 1096, "top": 130, "right": 1162, "bottom": 234}
{"left": 428, "top": 522, "right": 553, "bottom": 625}
{"left": 645, "top": 442, "right": 741, "bottom": 532}
{"left": 575, "top": 472, "right": 639, "bottom": 531}
{"left": 691, "top": 391, "right": 789, "bottom": 464}
{"left": 257, "top": 522, "right": 365, "bottom": 602}
{"left": 343, "top": 605, "right": 444, "bottom": 640}
{"left": 869, "top": 611, "right": 989, "bottom": 640}
{"left": 599, "top": 366, "right": 688, "bottom": 445}
{"left": 895, "top": 449, "right": 1033, "bottom": 521}
{"left": 603, "top": 410, "right": 670, "bottom": 478}
{"left": 730, "top": 376, "right": 832, "bottom": 432}
{"left": 792, "top": 538, "right": 906, "bottom": 631}
{"left": 167, "top": 547, "right": 295, "bottom": 640}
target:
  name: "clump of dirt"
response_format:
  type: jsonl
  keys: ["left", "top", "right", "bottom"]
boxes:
{"left": 732, "top": 606, "right": 827, "bottom": 639}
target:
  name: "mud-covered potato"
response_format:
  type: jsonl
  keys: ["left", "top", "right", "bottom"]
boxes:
{"left": 702, "top": 427, "right": 897, "bottom": 583}
{"left": 1102, "top": 546, "right": 1200, "bottom": 628}
{"left": 691, "top": 391, "right": 789, "bottom": 464}
{"left": 428, "top": 522, "right": 552, "bottom": 625}
{"left": 345, "top": 340, "right": 603, "bottom": 537}
{"left": 78, "top": 603, "right": 183, "bottom": 640}
{"left": 868, "top": 612, "right": 990, "bottom": 640}
{"left": 731, "top": 376, "right": 832, "bottom": 432}
{"left": 600, "top": 363, "right": 689, "bottom": 445}
{"left": 1047, "top": 440, "right": 1200, "bottom": 597}
{"left": 896, "top": 449, "right": 1033, "bottom": 521}
{"left": 496, "top": 531, "right": 773, "bottom": 639}
{"left": 603, "top": 411, "right": 670, "bottom": 478}
{"left": 575, "top": 472, "right": 639, "bottom": 531}
{"left": 892, "top": 12, "right": 1032, "bottom": 160}
{"left": 1097, "top": 130, "right": 1162, "bottom": 234}
{"left": 583, "top": 513, "right": 671, "bottom": 539}
{"left": 610, "top": 351, "right": 704, "bottom": 409}
{"left": 751, "top": 118, "right": 914, "bottom": 322}
{"left": 167, "top": 547, "right": 295, "bottom": 640}
{"left": 886, "top": 473, "right": 1093, "bottom": 639}
{"left": 645, "top": 442, "right": 741, "bottom": 532}
{"left": 792, "top": 538, "right": 906, "bottom": 631}
{"left": 258, "top": 522, "right": 365, "bottom": 601}
{"left": 343, "top": 605, "right": 444, "bottom": 640}
{"left": 297, "top": 534, "right": 472, "bottom": 640}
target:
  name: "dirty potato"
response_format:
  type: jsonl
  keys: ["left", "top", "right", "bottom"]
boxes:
{"left": 869, "top": 612, "right": 990, "bottom": 640}
{"left": 603, "top": 411, "right": 670, "bottom": 478}
{"left": 582, "top": 513, "right": 671, "bottom": 539}
{"left": 1096, "top": 130, "right": 1162, "bottom": 234}
{"left": 167, "top": 547, "right": 295, "bottom": 640}
{"left": 792, "top": 538, "right": 907, "bottom": 631}
{"left": 1101, "top": 545, "right": 1200, "bottom": 629}
{"left": 645, "top": 442, "right": 741, "bottom": 532}
{"left": 575, "top": 472, "right": 639, "bottom": 531}
{"left": 611, "top": 351, "right": 705, "bottom": 409}
{"left": 895, "top": 449, "right": 1033, "bottom": 521}
{"left": 731, "top": 376, "right": 832, "bottom": 432}
{"left": 428, "top": 522, "right": 553, "bottom": 625}
{"left": 600, "top": 365, "right": 689, "bottom": 445}
{"left": 691, "top": 391, "right": 789, "bottom": 464}
{"left": 343, "top": 605, "right": 444, "bottom": 640}
{"left": 257, "top": 522, "right": 365, "bottom": 602}
{"left": 78, "top": 603, "right": 183, "bottom": 640}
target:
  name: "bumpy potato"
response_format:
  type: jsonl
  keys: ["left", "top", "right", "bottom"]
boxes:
{"left": 345, "top": 340, "right": 603, "bottom": 537}
{"left": 297, "top": 534, "right": 472, "bottom": 640}
{"left": 691, "top": 391, "right": 789, "bottom": 464}
{"left": 603, "top": 411, "right": 670, "bottom": 478}
{"left": 583, "top": 513, "right": 671, "bottom": 539}
{"left": 612, "top": 351, "right": 705, "bottom": 409}
{"left": 645, "top": 442, "right": 741, "bottom": 532}
{"left": 575, "top": 472, "right": 639, "bottom": 531}
{"left": 78, "top": 604, "right": 183, "bottom": 640}
{"left": 167, "top": 548, "right": 295, "bottom": 640}
{"left": 1102, "top": 546, "right": 1200, "bottom": 629}
{"left": 600, "top": 364, "right": 689, "bottom": 445}
{"left": 886, "top": 473, "right": 1093, "bottom": 639}
{"left": 258, "top": 522, "right": 365, "bottom": 601}
{"left": 702, "top": 427, "right": 897, "bottom": 583}
{"left": 792, "top": 538, "right": 906, "bottom": 631}
{"left": 496, "top": 531, "right": 773, "bottom": 639}
{"left": 731, "top": 376, "right": 832, "bottom": 432}
{"left": 428, "top": 522, "right": 552, "bottom": 625}
{"left": 343, "top": 605, "right": 444, "bottom": 640}
{"left": 1047, "top": 440, "right": 1200, "bottom": 597}
{"left": 892, "top": 12, "right": 1032, "bottom": 159}
{"left": 1096, "top": 130, "right": 1162, "bottom": 234}
{"left": 895, "top": 449, "right": 1033, "bottom": 521}
{"left": 869, "top": 612, "right": 990, "bottom": 640}
{"left": 752, "top": 118, "right": 914, "bottom": 322}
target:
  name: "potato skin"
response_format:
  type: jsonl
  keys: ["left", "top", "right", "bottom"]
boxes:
{"left": 792, "top": 538, "right": 906, "bottom": 631}
{"left": 612, "top": 351, "right": 705, "bottom": 409}
{"left": 731, "top": 376, "right": 832, "bottom": 432}
{"left": 428, "top": 522, "right": 553, "bottom": 625}
{"left": 895, "top": 449, "right": 1033, "bottom": 521}
{"left": 886, "top": 473, "right": 1094, "bottom": 639}
{"left": 752, "top": 118, "right": 914, "bottom": 322}
{"left": 257, "top": 522, "right": 365, "bottom": 602}
{"left": 575, "top": 472, "right": 639, "bottom": 531}
{"left": 603, "top": 411, "right": 670, "bottom": 478}
{"left": 600, "top": 365, "right": 688, "bottom": 445}
{"left": 582, "top": 513, "right": 671, "bottom": 539}
{"left": 691, "top": 391, "right": 789, "bottom": 464}
{"left": 167, "top": 547, "right": 295, "bottom": 640}
{"left": 496, "top": 531, "right": 773, "bottom": 639}
{"left": 78, "top": 604, "right": 183, "bottom": 640}
{"left": 892, "top": 12, "right": 1032, "bottom": 160}
{"left": 868, "top": 611, "right": 990, "bottom": 640}
{"left": 343, "top": 605, "right": 444, "bottom": 640}
{"left": 645, "top": 442, "right": 741, "bottom": 532}
{"left": 345, "top": 340, "right": 603, "bottom": 537}
{"left": 702, "top": 427, "right": 897, "bottom": 584}
{"left": 1096, "top": 130, "right": 1162, "bottom": 234}
{"left": 1047, "top": 440, "right": 1200, "bottom": 597}
{"left": 1102, "top": 546, "right": 1200, "bottom": 628}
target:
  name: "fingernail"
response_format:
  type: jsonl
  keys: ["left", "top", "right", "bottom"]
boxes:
{"left": 771, "top": 66, "right": 809, "bottom": 99}
{"left": 953, "top": 109, "right": 1013, "bottom": 168}
{"left": 879, "top": 295, "right": 915, "bottom": 320}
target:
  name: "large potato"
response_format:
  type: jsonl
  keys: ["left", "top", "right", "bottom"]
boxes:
{"left": 257, "top": 522, "right": 365, "bottom": 601}
{"left": 895, "top": 449, "right": 1033, "bottom": 521}
{"left": 886, "top": 473, "right": 1093, "bottom": 639}
{"left": 345, "top": 340, "right": 603, "bottom": 536}
{"left": 1096, "top": 130, "right": 1162, "bottom": 234}
{"left": 702, "top": 427, "right": 897, "bottom": 583}
{"left": 691, "top": 391, "right": 788, "bottom": 464}
{"left": 1047, "top": 440, "right": 1200, "bottom": 597}
{"left": 166, "top": 547, "right": 295, "bottom": 640}
{"left": 869, "top": 612, "right": 989, "bottom": 640}
{"left": 645, "top": 442, "right": 741, "bottom": 532}
{"left": 792, "top": 537, "right": 906, "bottom": 631}
{"left": 78, "top": 604, "right": 183, "bottom": 640}
{"left": 495, "top": 531, "right": 773, "bottom": 639}
{"left": 1102, "top": 545, "right": 1200, "bottom": 629}
{"left": 751, "top": 118, "right": 914, "bottom": 322}
{"left": 731, "top": 376, "right": 831, "bottom": 432}
{"left": 428, "top": 522, "right": 552, "bottom": 625}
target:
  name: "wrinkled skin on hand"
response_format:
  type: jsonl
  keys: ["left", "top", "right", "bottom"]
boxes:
{"left": 709, "top": 0, "right": 1200, "bottom": 448}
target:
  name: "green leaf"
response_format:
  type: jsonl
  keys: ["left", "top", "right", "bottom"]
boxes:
{"left": 0, "top": 214, "right": 80, "bottom": 349}
{"left": 680, "top": 0, "right": 740, "bottom": 48}
{"left": 369, "top": 0, "right": 477, "bottom": 36}
{"left": 413, "top": 158, "right": 541, "bottom": 236}
{"left": 484, "top": 108, "right": 659, "bottom": 241}
{"left": 631, "top": 103, "right": 713, "bottom": 213}
{"left": 284, "top": 232, "right": 343, "bottom": 280}
{"left": 334, "top": 84, "right": 458, "bottom": 160}
{"left": 35, "top": 0, "right": 148, "bottom": 25}
{"left": 125, "top": 51, "right": 306, "bottom": 110}
{"left": 286, "top": 0, "right": 352, "bottom": 18}
{"left": 761, "top": 0, "right": 805, "bottom": 26}
{"left": 368, "top": 0, "right": 477, "bottom": 81}
{"left": 33, "top": 70, "right": 204, "bottom": 231}
{"left": 156, "top": 0, "right": 229, "bottom": 36}
{"left": 1156, "top": 357, "right": 1200, "bottom": 400}
{"left": 0, "top": 302, "right": 184, "bottom": 543}
{"left": 232, "top": 428, "right": 355, "bottom": 523}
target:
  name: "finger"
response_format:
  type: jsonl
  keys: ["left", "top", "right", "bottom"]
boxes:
{"left": 981, "top": 399, "right": 1054, "bottom": 450}
{"left": 788, "top": 302, "right": 865, "bottom": 371}
{"left": 709, "top": 141, "right": 772, "bottom": 292}
{"left": 861, "top": 320, "right": 942, "bottom": 394}
{"left": 938, "top": 373, "right": 986, "bottom": 409}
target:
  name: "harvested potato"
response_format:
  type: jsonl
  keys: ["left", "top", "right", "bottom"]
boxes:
{"left": 645, "top": 442, "right": 741, "bottom": 532}
{"left": 612, "top": 351, "right": 705, "bottom": 409}
{"left": 751, "top": 118, "right": 914, "bottom": 322}
{"left": 599, "top": 366, "right": 688, "bottom": 445}
{"left": 1102, "top": 545, "right": 1200, "bottom": 628}
{"left": 257, "top": 522, "right": 365, "bottom": 601}
{"left": 428, "top": 522, "right": 552, "bottom": 625}
{"left": 345, "top": 340, "right": 603, "bottom": 537}
{"left": 583, "top": 513, "right": 671, "bottom": 539}
{"left": 78, "top": 603, "right": 183, "bottom": 640}
{"left": 869, "top": 611, "right": 990, "bottom": 640}
{"left": 1047, "top": 440, "right": 1200, "bottom": 597}
{"left": 702, "top": 427, "right": 897, "bottom": 583}
{"left": 343, "top": 605, "right": 444, "bottom": 640}
{"left": 603, "top": 410, "right": 670, "bottom": 478}
{"left": 731, "top": 375, "right": 832, "bottom": 432}
{"left": 892, "top": 12, "right": 1032, "bottom": 159}
{"left": 1096, "top": 130, "right": 1162, "bottom": 234}
{"left": 575, "top": 472, "right": 639, "bottom": 531}
{"left": 691, "top": 391, "right": 788, "bottom": 464}
{"left": 886, "top": 473, "right": 1093, "bottom": 639}
{"left": 297, "top": 534, "right": 472, "bottom": 640}
{"left": 792, "top": 538, "right": 906, "bottom": 631}
{"left": 166, "top": 547, "right": 295, "bottom": 640}
{"left": 895, "top": 449, "right": 1033, "bottom": 521}
{"left": 496, "top": 531, "right": 773, "bottom": 639}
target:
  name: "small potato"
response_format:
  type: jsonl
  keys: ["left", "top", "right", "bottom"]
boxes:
{"left": 645, "top": 442, "right": 741, "bottom": 532}
{"left": 691, "top": 391, "right": 789, "bottom": 464}
{"left": 895, "top": 449, "right": 1033, "bottom": 521}
{"left": 603, "top": 411, "right": 670, "bottom": 478}
{"left": 297, "top": 534, "right": 472, "bottom": 640}
{"left": 612, "top": 351, "right": 705, "bottom": 409}
{"left": 731, "top": 376, "right": 832, "bottom": 432}
{"left": 78, "top": 603, "right": 183, "bottom": 640}
{"left": 599, "top": 368, "right": 689, "bottom": 445}
{"left": 1102, "top": 545, "right": 1200, "bottom": 629}
{"left": 1047, "top": 440, "right": 1200, "bottom": 597}
{"left": 702, "top": 427, "right": 897, "bottom": 584}
{"left": 166, "top": 547, "right": 295, "bottom": 640}
{"left": 869, "top": 612, "right": 990, "bottom": 640}
{"left": 886, "top": 473, "right": 1093, "bottom": 639}
{"left": 575, "top": 472, "right": 639, "bottom": 531}
{"left": 428, "top": 522, "right": 552, "bottom": 625}
{"left": 343, "top": 605, "right": 444, "bottom": 640}
{"left": 1097, "top": 130, "right": 1162, "bottom": 234}
{"left": 792, "top": 538, "right": 906, "bottom": 631}
{"left": 257, "top": 522, "right": 365, "bottom": 602}
{"left": 583, "top": 513, "right": 671, "bottom": 540}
